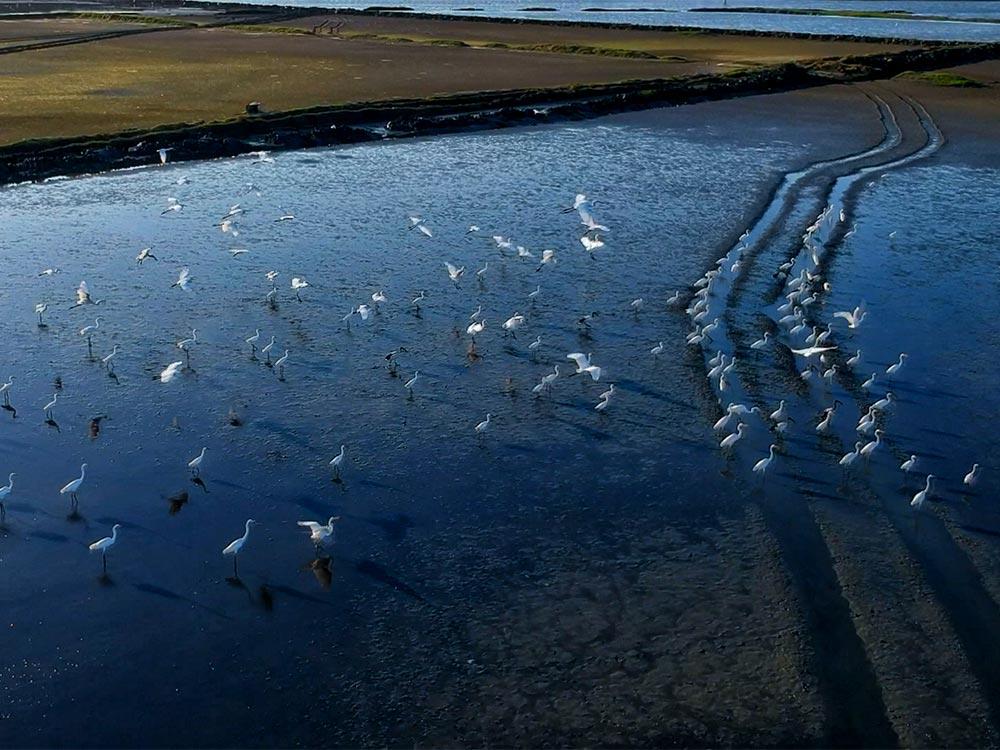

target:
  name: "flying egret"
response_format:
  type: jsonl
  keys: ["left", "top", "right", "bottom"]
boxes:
{"left": 445, "top": 262, "right": 465, "bottom": 283}
{"left": 161, "top": 197, "right": 183, "bottom": 215}
{"left": 372, "top": 290, "right": 388, "bottom": 306}
{"left": 157, "top": 148, "right": 171, "bottom": 164}
{"left": 89, "top": 524, "right": 121, "bottom": 573}
{"left": 911, "top": 475, "right": 934, "bottom": 510}
{"left": 720, "top": 423, "right": 746, "bottom": 450}
{"left": 60, "top": 463, "right": 87, "bottom": 513}
{"left": 580, "top": 234, "right": 604, "bottom": 254}
{"left": 886, "top": 353, "right": 908, "bottom": 378}
{"left": 356, "top": 304, "right": 373, "bottom": 322}
{"left": 188, "top": 447, "right": 206, "bottom": 476}
{"left": 160, "top": 361, "right": 184, "bottom": 383}
{"left": 291, "top": 277, "right": 310, "bottom": 301}
{"left": 222, "top": 519, "right": 256, "bottom": 577}
{"left": 753, "top": 445, "right": 777, "bottom": 476}
{"left": 0, "top": 472, "right": 13, "bottom": 522}
{"left": 35, "top": 303, "right": 48, "bottom": 326}
{"left": 833, "top": 305, "right": 867, "bottom": 329}
{"left": 329, "top": 445, "right": 346, "bottom": 480}
{"left": 171, "top": 267, "right": 192, "bottom": 291}
{"left": 39, "top": 267, "right": 60, "bottom": 277}
{"left": 502, "top": 313, "right": 526, "bottom": 338}
{"left": 566, "top": 352, "right": 601, "bottom": 381}
{"left": 536, "top": 250, "right": 556, "bottom": 271}
{"left": 790, "top": 345, "right": 837, "bottom": 359}
{"left": 298, "top": 516, "right": 341, "bottom": 549}
{"left": 136, "top": 247, "right": 157, "bottom": 263}
{"left": 43, "top": 393, "right": 58, "bottom": 421}
{"left": 963, "top": 464, "right": 981, "bottom": 488}
{"left": 72, "top": 280, "right": 102, "bottom": 307}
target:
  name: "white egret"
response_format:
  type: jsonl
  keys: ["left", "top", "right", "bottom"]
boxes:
{"left": 833, "top": 305, "right": 867, "bottom": 329}
{"left": 261, "top": 336, "right": 276, "bottom": 364}
{"left": 39, "top": 267, "right": 60, "bottom": 277}
{"left": 157, "top": 148, "right": 171, "bottom": 164}
{"left": 0, "top": 472, "right": 13, "bottom": 522}
{"left": 595, "top": 394, "right": 612, "bottom": 412}
{"left": 246, "top": 329, "right": 261, "bottom": 354}
{"left": 476, "top": 263, "right": 489, "bottom": 279}
{"left": 0, "top": 376, "right": 12, "bottom": 406}
{"left": 43, "top": 393, "right": 58, "bottom": 421}
{"left": 466, "top": 224, "right": 480, "bottom": 234}
{"left": 89, "top": 524, "right": 121, "bottom": 573}
{"left": 964, "top": 464, "right": 981, "bottom": 488}
{"left": 816, "top": 406, "right": 836, "bottom": 433}
{"left": 274, "top": 350, "right": 289, "bottom": 379}
{"left": 769, "top": 400, "right": 787, "bottom": 423}
{"left": 840, "top": 442, "right": 863, "bottom": 467}
{"left": 861, "top": 372, "right": 877, "bottom": 391}
{"left": 566, "top": 352, "right": 601, "bottom": 381}
{"left": 502, "top": 313, "right": 526, "bottom": 337}
{"left": 857, "top": 405, "right": 877, "bottom": 436}
{"left": 161, "top": 197, "right": 183, "bottom": 215}
{"left": 528, "top": 286, "right": 541, "bottom": 301}
{"left": 72, "top": 280, "right": 103, "bottom": 307}
{"left": 101, "top": 346, "right": 119, "bottom": 370}
{"left": 171, "top": 267, "right": 192, "bottom": 291}
{"left": 177, "top": 329, "right": 197, "bottom": 352}
{"left": 753, "top": 445, "right": 777, "bottom": 475}
{"left": 298, "top": 516, "right": 341, "bottom": 548}
{"left": 871, "top": 392, "right": 895, "bottom": 412}
{"left": 60, "top": 463, "right": 87, "bottom": 512}
{"left": 80, "top": 318, "right": 101, "bottom": 351}
{"left": 291, "top": 277, "right": 310, "bottom": 301}
{"left": 750, "top": 332, "right": 771, "bottom": 351}
{"left": 650, "top": 341, "right": 665, "bottom": 356}
{"left": 475, "top": 413, "right": 492, "bottom": 435}
{"left": 900, "top": 455, "right": 917, "bottom": 473}
{"left": 790, "top": 345, "right": 837, "bottom": 358}
{"left": 536, "top": 250, "right": 556, "bottom": 270}
{"left": 411, "top": 291, "right": 427, "bottom": 310}
{"left": 404, "top": 370, "right": 420, "bottom": 398}
{"left": 886, "top": 353, "right": 908, "bottom": 378}
{"left": 516, "top": 245, "right": 534, "bottom": 259}
{"left": 598, "top": 383, "right": 616, "bottom": 402}
{"left": 35, "top": 303, "right": 47, "bottom": 326}
{"left": 357, "top": 304, "right": 373, "bottom": 322}
{"left": 720, "top": 423, "right": 746, "bottom": 450}
{"left": 467, "top": 320, "right": 486, "bottom": 339}
{"left": 188, "top": 447, "right": 206, "bottom": 475}
{"left": 469, "top": 305, "right": 483, "bottom": 322}
{"left": 580, "top": 234, "right": 604, "bottom": 254}
{"left": 445, "top": 262, "right": 465, "bottom": 282}
{"left": 329, "top": 445, "right": 346, "bottom": 479}
{"left": 222, "top": 519, "right": 256, "bottom": 577}
{"left": 860, "top": 429, "right": 884, "bottom": 460}
{"left": 630, "top": 298, "right": 644, "bottom": 313}
{"left": 532, "top": 366, "right": 560, "bottom": 395}
{"left": 159, "top": 361, "right": 184, "bottom": 383}
{"left": 911, "top": 475, "right": 934, "bottom": 510}
{"left": 529, "top": 335, "right": 543, "bottom": 352}
{"left": 136, "top": 246, "right": 157, "bottom": 263}
{"left": 372, "top": 290, "right": 388, "bottom": 306}
{"left": 846, "top": 349, "right": 861, "bottom": 368}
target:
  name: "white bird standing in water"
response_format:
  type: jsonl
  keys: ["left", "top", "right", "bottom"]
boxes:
{"left": 245, "top": 329, "right": 261, "bottom": 353}
{"left": 769, "top": 400, "right": 787, "bottom": 423}
{"left": 860, "top": 429, "right": 884, "bottom": 460}
{"left": 650, "top": 341, "right": 665, "bottom": 356}
{"left": 886, "top": 353, "right": 908, "bottom": 378}
{"left": 840, "top": 442, "right": 863, "bottom": 467}
{"left": 846, "top": 349, "right": 862, "bottom": 368}
{"left": 861, "top": 372, "right": 877, "bottom": 391}
{"left": 750, "top": 332, "right": 771, "bottom": 350}
{"left": 566, "top": 352, "right": 601, "bottom": 381}
{"left": 475, "top": 413, "right": 492, "bottom": 435}
{"left": 900, "top": 455, "right": 918, "bottom": 473}
{"left": 753, "top": 445, "right": 777, "bottom": 475}
{"left": 261, "top": 336, "right": 276, "bottom": 364}
{"left": 964, "top": 463, "right": 981, "bottom": 488}
{"left": 60, "top": 463, "right": 87, "bottom": 512}
{"left": 188, "top": 447, "right": 206, "bottom": 475}
{"left": 532, "top": 365, "right": 559, "bottom": 395}
{"left": 89, "top": 524, "right": 121, "bottom": 573}
{"left": 274, "top": 350, "right": 289, "bottom": 379}
{"left": 720, "top": 423, "right": 746, "bottom": 450}
{"left": 298, "top": 516, "right": 341, "bottom": 548}
{"left": 43, "top": 393, "right": 58, "bottom": 421}
{"left": 0, "top": 472, "right": 13, "bottom": 522}
{"left": 0, "top": 376, "right": 12, "bottom": 406}
{"left": 911, "top": 475, "right": 934, "bottom": 509}
{"left": 329, "top": 445, "right": 346, "bottom": 479}
{"left": 35, "top": 303, "right": 48, "bottom": 326}
{"left": 502, "top": 313, "right": 526, "bottom": 337}
{"left": 404, "top": 371, "right": 420, "bottom": 398}
{"left": 529, "top": 335, "right": 543, "bottom": 353}
{"left": 159, "top": 361, "right": 184, "bottom": 383}
{"left": 222, "top": 519, "right": 256, "bottom": 577}
{"left": 101, "top": 346, "right": 119, "bottom": 370}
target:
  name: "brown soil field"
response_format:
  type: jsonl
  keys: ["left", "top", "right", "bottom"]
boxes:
{"left": 276, "top": 12, "right": 909, "bottom": 63}
{"left": 0, "top": 16, "right": 147, "bottom": 46}
{"left": 0, "top": 12, "right": 917, "bottom": 146}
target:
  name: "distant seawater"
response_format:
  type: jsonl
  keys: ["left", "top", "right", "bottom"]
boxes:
{"left": 204, "top": 0, "right": 1000, "bottom": 41}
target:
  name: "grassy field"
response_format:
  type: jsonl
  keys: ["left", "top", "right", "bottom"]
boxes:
{"left": 0, "top": 12, "right": 913, "bottom": 146}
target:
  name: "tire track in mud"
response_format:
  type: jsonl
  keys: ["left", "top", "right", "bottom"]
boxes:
{"left": 685, "top": 87, "right": 1000, "bottom": 742}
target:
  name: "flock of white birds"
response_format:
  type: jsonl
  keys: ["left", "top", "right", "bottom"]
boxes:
{"left": 1, "top": 163, "right": 985, "bottom": 578}
{"left": 681, "top": 200, "right": 984, "bottom": 507}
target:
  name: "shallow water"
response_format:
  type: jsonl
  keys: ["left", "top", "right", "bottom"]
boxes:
{"left": 0, "top": 91, "right": 997, "bottom": 745}
{"left": 211, "top": 0, "right": 1000, "bottom": 41}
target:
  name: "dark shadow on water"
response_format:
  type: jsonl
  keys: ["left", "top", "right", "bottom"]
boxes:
{"left": 97, "top": 573, "right": 115, "bottom": 587}
{"left": 191, "top": 476, "right": 208, "bottom": 493}
{"left": 29, "top": 529, "right": 70, "bottom": 544}
{"left": 168, "top": 490, "right": 189, "bottom": 515}
{"left": 363, "top": 513, "right": 415, "bottom": 544}
{"left": 269, "top": 583, "right": 337, "bottom": 607}
{"left": 134, "top": 582, "right": 233, "bottom": 618}
{"left": 355, "top": 559, "right": 425, "bottom": 603}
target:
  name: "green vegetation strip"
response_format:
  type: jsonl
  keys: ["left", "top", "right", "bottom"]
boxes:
{"left": 67, "top": 12, "right": 197, "bottom": 26}
{"left": 897, "top": 70, "right": 986, "bottom": 86}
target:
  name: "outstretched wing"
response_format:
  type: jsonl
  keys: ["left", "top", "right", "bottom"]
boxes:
{"left": 297, "top": 521, "right": 322, "bottom": 532}
{"left": 566, "top": 352, "right": 589, "bottom": 368}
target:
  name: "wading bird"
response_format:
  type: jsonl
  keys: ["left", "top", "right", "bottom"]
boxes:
{"left": 329, "top": 445, "right": 346, "bottom": 479}
{"left": 298, "top": 516, "right": 341, "bottom": 549}
{"left": 291, "top": 277, "right": 310, "bottom": 301}
{"left": 840, "top": 442, "right": 863, "bottom": 468}
{"left": 60, "top": 463, "right": 87, "bottom": 513}
{"left": 911, "top": 475, "right": 934, "bottom": 510}
{"left": 188, "top": 447, "right": 206, "bottom": 476}
{"left": 222, "top": 519, "right": 256, "bottom": 577}
{"left": 89, "top": 524, "right": 121, "bottom": 573}
{"left": 0, "top": 472, "right": 13, "bottom": 522}
{"left": 964, "top": 463, "right": 981, "bottom": 488}
{"left": 35, "top": 303, "right": 47, "bottom": 326}
{"left": 753, "top": 445, "right": 777, "bottom": 476}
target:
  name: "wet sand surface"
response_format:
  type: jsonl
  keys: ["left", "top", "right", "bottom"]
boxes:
{"left": 1, "top": 81, "right": 998, "bottom": 748}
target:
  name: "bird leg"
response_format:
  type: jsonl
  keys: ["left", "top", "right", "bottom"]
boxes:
{"left": 102, "top": 553, "right": 107, "bottom": 574}
{"left": 233, "top": 556, "right": 239, "bottom": 578}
